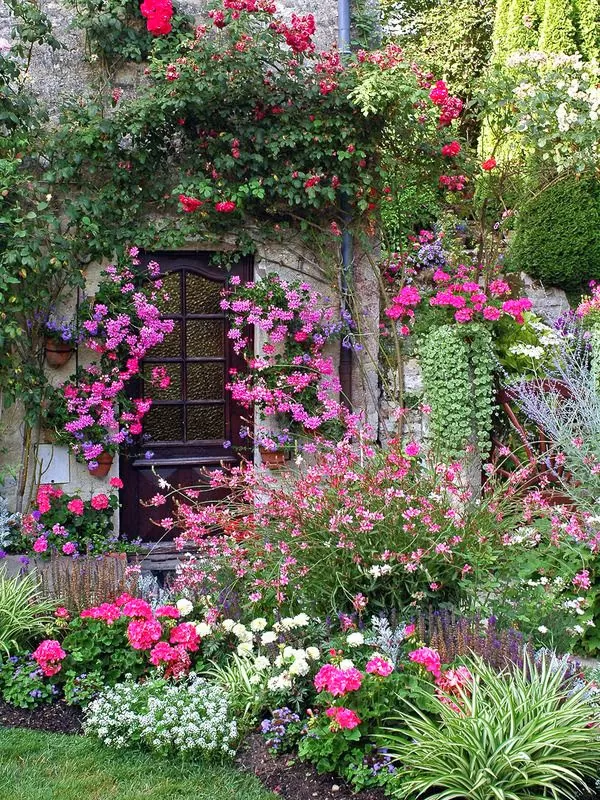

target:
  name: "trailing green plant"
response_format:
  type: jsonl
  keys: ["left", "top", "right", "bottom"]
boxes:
{"left": 384, "top": 654, "right": 600, "bottom": 800}
{"left": 419, "top": 323, "right": 495, "bottom": 458}
{"left": 0, "top": 569, "right": 55, "bottom": 656}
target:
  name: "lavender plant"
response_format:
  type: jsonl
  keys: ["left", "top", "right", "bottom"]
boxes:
{"left": 509, "top": 316, "right": 600, "bottom": 512}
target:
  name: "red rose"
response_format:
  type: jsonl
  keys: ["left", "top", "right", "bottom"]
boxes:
{"left": 179, "top": 194, "right": 203, "bottom": 213}
{"left": 441, "top": 141, "right": 461, "bottom": 157}
{"left": 215, "top": 201, "right": 236, "bottom": 213}
{"left": 481, "top": 157, "right": 497, "bottom": 171}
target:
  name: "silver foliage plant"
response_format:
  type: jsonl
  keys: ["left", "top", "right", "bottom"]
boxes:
{"left": 0, "top": 496, "right": 20, "bottom": 551}
{"left": 365, "top": 615, "right": 412, "bottom": 665}
{"left": 509, "top": 315, "right": 600, "bottom": 512}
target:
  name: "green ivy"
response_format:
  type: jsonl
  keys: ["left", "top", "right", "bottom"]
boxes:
{"left": 419, "top": 323, "right": 495, "bottom": 459}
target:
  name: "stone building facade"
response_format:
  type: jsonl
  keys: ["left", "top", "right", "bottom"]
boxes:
{"left": 0, "top": 0, "right": 383, "bottom": 544}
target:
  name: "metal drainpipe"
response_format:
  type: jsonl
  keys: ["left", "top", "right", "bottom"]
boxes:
{"left": 338, "top": 0, "right": 353, "bottom": 411}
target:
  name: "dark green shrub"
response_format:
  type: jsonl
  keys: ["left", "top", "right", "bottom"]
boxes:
{"left": 508, "top": 178, "right": 600, "bottom": 291}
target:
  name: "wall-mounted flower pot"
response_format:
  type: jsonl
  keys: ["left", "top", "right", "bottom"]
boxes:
{"left": 259, "top": 447, "right": 286, "bottom": 470}
{"left": 44, "top": 339, "right": 74, "bottom": 368}
{"left": 88, "top": 451, "right": 114, "bottom": 478}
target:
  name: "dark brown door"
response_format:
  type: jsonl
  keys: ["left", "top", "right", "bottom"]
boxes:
{"left": 119, "top": 252, "right": 252, "bottom": 542}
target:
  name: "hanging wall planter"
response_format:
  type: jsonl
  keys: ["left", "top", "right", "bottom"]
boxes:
{"left": 88, "top": 451, "right": 114, "bottom": 478}
{"left": 44, "top": 339, "right": 74, "bottom": 368}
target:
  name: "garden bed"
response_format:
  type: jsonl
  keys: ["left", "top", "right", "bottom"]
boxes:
{"left": 237, "top": 734, "right": 386, "bottom": 800}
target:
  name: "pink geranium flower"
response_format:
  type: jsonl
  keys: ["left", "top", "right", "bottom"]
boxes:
{"left": 326, "top": 706, "right": 361, "bottom": 730}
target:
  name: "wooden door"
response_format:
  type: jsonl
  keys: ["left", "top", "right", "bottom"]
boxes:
{"left": 119, "top": 252, "right": 252, "bottom": 542}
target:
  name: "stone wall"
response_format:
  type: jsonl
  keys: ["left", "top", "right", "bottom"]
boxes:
{"left": 0, "top": 0, "right": 340, "bottom": 112}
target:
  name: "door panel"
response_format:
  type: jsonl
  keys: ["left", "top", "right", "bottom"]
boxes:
{"left": 119, "top": 252, "right": 252, "bottom": 543}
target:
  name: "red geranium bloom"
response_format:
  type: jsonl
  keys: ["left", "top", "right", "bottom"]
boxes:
{"left": 481, "top": 157, "right": 497, "bottom": 171}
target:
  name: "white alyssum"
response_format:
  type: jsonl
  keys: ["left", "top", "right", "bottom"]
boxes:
{"left": 84, "top": 675, "right": 237, "bottom": 757}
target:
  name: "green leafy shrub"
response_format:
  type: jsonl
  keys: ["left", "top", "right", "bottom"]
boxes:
{"left": 384, "top": 654, "right": 600, "bottom": 800}
{"left": 508, "top": 178, "right": 600, "bottom": 291}
{"left": 0, "top": 569, "right": 55, "bottom": 655}
{"left": 0, "top": 653, "right": 59, "bottom": 708}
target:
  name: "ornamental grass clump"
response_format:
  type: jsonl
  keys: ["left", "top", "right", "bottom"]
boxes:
{"left": 84, "top": 674, "right": 238, "bottom": 757}
{"left": 383, "top": 654, "right": 600, "bottom": 800}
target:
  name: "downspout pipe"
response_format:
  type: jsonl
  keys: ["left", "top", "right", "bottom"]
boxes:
{"left": 338, "top": 0, "right": 353, "bottom": 411}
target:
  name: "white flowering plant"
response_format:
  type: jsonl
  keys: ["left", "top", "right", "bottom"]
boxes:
{"left": 198, "top": 613, "right": 325, "bottom": 716}
{"left": 479, "top": 52, "right": 600, "bottom": 174}
{"left": 84, "top": 674, "right": 238, "bottom": 758}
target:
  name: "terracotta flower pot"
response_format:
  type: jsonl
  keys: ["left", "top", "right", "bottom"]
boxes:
{"left": 44, "top": 339, "right": 73, "bottom": 368}
{"left": 259, "top": 447, "right": 285, "bottom": 470}
{"left": 88, "top": 451, "right": 114, "bottom": 478}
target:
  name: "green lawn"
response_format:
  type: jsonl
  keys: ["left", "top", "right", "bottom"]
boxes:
{"left": 0, "top": 728, "right": 277, "bottom": 800}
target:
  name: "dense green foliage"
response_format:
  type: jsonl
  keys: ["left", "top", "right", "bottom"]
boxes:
{"left": 508, "top": 178, "right": 600, "bottom": 291}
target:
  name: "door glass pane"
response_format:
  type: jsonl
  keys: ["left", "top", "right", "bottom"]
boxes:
{"left": 158, "top": 272, "right": 182, "bottom": 314}
{"left": 187, "top": 363, "right": 224, "bottom": 401}
{"left": 186, "top": 272, "right": 222, "bottom": 315}
{"left": 144, "top": 405, "right": 183, "bottom": 442}
{"left": 186, "top": 404, "right": 225, "bottom": 441}
{"left": 186, "top": 319, "right": 224, "bottom": 358}
{"left": 148, "top": 321, "right": 182, "bottom": 359}
{"left": 144, "top": 363, "right": 182, "bottom": 401}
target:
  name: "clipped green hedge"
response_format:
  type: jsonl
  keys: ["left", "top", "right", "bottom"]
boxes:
{"left": 508, "top": 178, "right": 600, "bottom": 291}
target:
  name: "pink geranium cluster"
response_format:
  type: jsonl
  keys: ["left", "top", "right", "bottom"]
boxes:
{"left": 75, "top": 593, "right": 201, "bottom": 679}
{"left": 325, "top": 706, "right": 361, "bottom": 730}
{"left": 314, "top": 663, "right": 363, "bottom": 696}
{"left": 409, "top": 646, "right": 472, "bottom": 712}
{"left": 385, "top": 261, "right": 533, "bottom": 332}
{"left": 59, "top": 251, "right": 173, "bottom": 469}
{"left": 32, "top": 639, "right": 66, "bottom": 677}
{"left": 365, "top": 656, "right": 394, "bottom": 677}
{"left": 21, "top": 482, "right": 121, "bottom": 557}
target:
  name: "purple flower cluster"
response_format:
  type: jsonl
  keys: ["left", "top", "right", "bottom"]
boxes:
{"left": 261, "top": 707, "right": 301, "bottom": 752}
